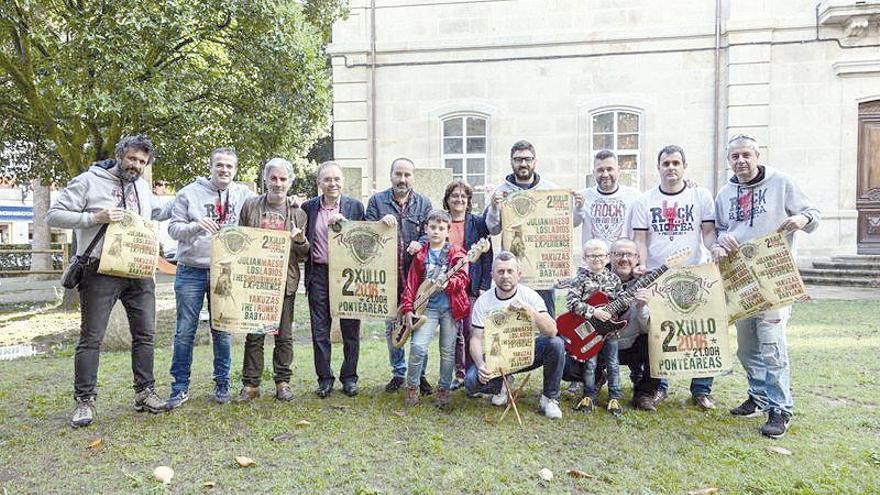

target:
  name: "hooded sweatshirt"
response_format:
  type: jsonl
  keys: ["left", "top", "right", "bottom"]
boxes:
{"left": 484, "top": 172, "right": 559, "bottom": 235}
{"left": 714, "top": 165, "right": 820, "bottom": 253}
{"left": 169, "top": 177, "right": 255, "bottom": 268}
{"left": 47, "top": 164, "right": 170, "bottom": 258}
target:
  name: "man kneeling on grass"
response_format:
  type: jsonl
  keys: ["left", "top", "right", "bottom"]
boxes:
{"left": 399, "top": 210, "right": 470, "bottom": 410}
{"left": 464, "top": 251, "right": 565, "bottom": 420}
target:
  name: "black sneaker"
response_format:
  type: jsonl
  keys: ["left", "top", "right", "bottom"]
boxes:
{"left": 730, "top": 396, "right": 763, "bottom": 418}
{"left": 419, "top": 376, "right": 434, "bottom": 396}
{"left": 385, "top": 376, "right": 405, "bottom": 393}
{"left": 761, "top": 410, "right": 791, "bottom": 439}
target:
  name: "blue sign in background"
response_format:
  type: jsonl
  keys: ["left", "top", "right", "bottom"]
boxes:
{"left": 0, "top": 205, "right": 33, "bottom": 221}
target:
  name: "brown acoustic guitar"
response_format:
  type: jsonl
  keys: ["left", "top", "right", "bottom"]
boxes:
{"left": 390, "top": 238, "right": 490, "bottom": 349}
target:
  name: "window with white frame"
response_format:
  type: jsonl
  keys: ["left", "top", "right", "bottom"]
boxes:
{"left": 442, "top": 115, "right": 487, "bottom": 211}
{"left": 590, "top": 110, "right": 641, "bottom": 188}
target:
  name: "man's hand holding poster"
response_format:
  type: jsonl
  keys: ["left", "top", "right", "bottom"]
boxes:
{"left": 500, "top": 189, "right": 573, "bottom": 289}
{"left": 97, "top": 210, "right": 159, "bottom": 279}
{"left": 648, "top": 263, "right": 732, "bottom": 379}
{"left": 483, "top": 307, "right": 535, "bottom": 380}
{"left": 210, "top": 226, "right": 290, "bottom": 334}
{"left": 329, "top": 221, "right": 397, "bottom": 320}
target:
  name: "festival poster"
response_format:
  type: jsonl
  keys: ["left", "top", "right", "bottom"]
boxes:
{"left": 500, "top": 189, "right": 573, "bottom": 289}
{"left": 648, "top": 263, "right": 732, "bottom": 379}
{"left": 209, "top": 226, "right": 290, "bottom": 334}
{"left": 97, "top": 210, "right": 159, "bottom": 279}
{"left": 483, "top": 307, "right": 535, "bottom": 379}
{"left": 414, "top": 168, "right": 453, "bottom": 210}
{"left": 719, "top": 232, "right": 809, "bottom": 323}
{"left": 329, "top": 221, "right": 397, "bottom": 320}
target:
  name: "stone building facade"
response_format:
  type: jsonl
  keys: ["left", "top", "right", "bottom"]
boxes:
{"left": 328, "top": 0, "right": 880, "bottom": 258}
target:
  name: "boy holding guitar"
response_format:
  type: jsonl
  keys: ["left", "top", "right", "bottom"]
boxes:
{"left": 399, "top": 210, "right": 472, "bottom": 409}
{"left": 565, "top": 239, "right": 624, "bottom": 416}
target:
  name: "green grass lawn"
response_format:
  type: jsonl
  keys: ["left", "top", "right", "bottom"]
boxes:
{"left": 1, "top": 299, "right": 879, "bottom": 494}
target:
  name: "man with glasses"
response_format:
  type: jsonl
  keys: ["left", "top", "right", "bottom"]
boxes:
{"left": 714, "top": 134, "right": 819, "bottom": 439}
{"left": 365, "top": 158, "right": 434, "bottom": 394}
{"left": 631, "top": 145, "right": 720, "bottom": 410}
{"left": 485, "top": 140, "right": 560, "bottom": 318}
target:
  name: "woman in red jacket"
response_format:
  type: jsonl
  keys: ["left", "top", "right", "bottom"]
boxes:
{"left": 399, "top": 210, "right": 470, "bottom": 410}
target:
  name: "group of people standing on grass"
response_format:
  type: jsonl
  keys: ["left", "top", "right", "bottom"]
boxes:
{"left": 49, "top": 132, "right": 817, "bottom": 440}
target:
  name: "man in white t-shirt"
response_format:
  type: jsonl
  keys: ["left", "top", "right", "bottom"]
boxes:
{"left": 630, "top": 144, "right": 720, "bottom": 410}
{"left": 573, "top": 149, "right": 639, "bottom": 248}
{"left": 464, "top": 251, "right": 566, "bottom": 419}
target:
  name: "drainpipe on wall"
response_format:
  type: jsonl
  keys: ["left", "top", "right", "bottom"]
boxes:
{"left": 711, "top": 0, "right": 722, "bottom": 195}
{"left": 369, "top": 0, "right": 378, "bottom": 192}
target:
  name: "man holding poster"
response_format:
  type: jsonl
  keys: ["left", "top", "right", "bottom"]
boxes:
{"left": 464, "top": 251, "right": 566, "bottom": 420}
{"left": 303, "top": 161, "right": 365, "bottom": 399}
{"left": 47, "top": 135, "right": 174, "bottom": 427}
{"left": 484, "top": 140, "right": 561, "bottom": 318}
{"left": 236, "top": 158, "right": 309, "bottom": 402}
{"left": 167, "top": 148, "right": 255, "bottom": 407}
{"left": 714, "top": 134, "right": 820, "bottom": 439}
{"left": 631, "top": 145, "right": 720, "bottom": 410}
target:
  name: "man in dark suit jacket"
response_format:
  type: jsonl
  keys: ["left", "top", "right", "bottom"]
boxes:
{"left": 302, "top": 161, "right": 366, "bottom": 398}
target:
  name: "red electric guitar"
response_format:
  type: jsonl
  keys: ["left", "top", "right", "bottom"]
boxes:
{"left": 555, "top": 248, "right": 691, "bottom": 362}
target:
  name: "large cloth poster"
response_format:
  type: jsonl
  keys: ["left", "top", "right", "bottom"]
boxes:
{"left": 719, "top": 232, "right": 809, "bottom": 323}
{"left": 209, "top": 226, "right": 290, "bottom": 334}
{"left": 483, "top": 308, "right": 535, "bottom": 379}
{"left": 329, "top": 221, "right": 398, "bottom": 320}
{"left": 97, "top": 210, "right": 159, "bottom": 279}
{"left": 648, "top": 263, "right": 732, "bottom": 379}
{"left": 500, "top": 189, "right": 573, "bottom": 289}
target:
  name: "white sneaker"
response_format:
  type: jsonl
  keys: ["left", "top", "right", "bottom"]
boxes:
{"left": 491, "top": 377, "right": 513, "bottom": 406}
{"left": 540, "top": 394, "right": 562, "bottom": 420}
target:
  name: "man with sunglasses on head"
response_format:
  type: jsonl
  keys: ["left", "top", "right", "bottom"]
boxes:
{"left": 366, "top": 158, "right": 434, "bottom": 395}
{"left": 714, "top": 134, "right": 819, "bottom": 439}
{"left": 484, "top": 140, "right": 560, "bottom": 319}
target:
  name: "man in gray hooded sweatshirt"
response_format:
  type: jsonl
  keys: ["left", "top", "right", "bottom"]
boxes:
{"left": 48, "top": 135, "right": 173, "bottom": 428}
{"left": 713, "top": 134, "right": 820, "bottom": 439}
{"left": 167, "top": 148, "right": 255, "bottom": 407}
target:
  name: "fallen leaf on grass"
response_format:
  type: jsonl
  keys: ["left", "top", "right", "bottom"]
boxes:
{"left": 539, "top": 468, "right": 553, "bottom": 481}
{"left": 234, "top": 456, "right": 256, "bottom": 467}
{"left": 687, "top": 488, "right": 719, "bottom": 495}
{"left": 393, "top": 410, "right": 407, "bottom": 417}
{"left": 87, "top": 437, "right": 103, "bottom": 450}
{"left": 203, "top": 481, "right": 216, "bottom": 489}
{"left": 295, "top": 420, "right": 311, "bottom": 428}
{"left": 153, "top": 466, "right": 174, "bottom": 484}
{"left": 567, "top": 469, "right": 594, "bottom": 479}
{"left": 271, "top": 433, "right": 293, "bottom": 442}
{"left": 766, "top": 446, "right": 792, "bottom": 456}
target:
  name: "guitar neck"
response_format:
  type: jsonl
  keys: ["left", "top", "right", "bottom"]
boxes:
{"left": 413, "top": 257, "right": 468, "bottom": 308}
{"left": 606, "top": 264, "right": 669, "bottom": 315}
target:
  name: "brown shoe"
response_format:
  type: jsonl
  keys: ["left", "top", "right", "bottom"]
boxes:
{"left": 404, "top": 386, "right": 419, "bottom": 407}
{"left": 693, "top": 394, "right": 717, "bottom": 410}
{"left": 632, "top": 395, "right": 657, "bottom": 412}
{"left": 435, "top": 388, "right": 451, "bottom": 410}
{"left": 237, "top": 385, "right": 260, "bottom": 402}
{"left": 275, "top": 382, "right": 293, "bottom": 401}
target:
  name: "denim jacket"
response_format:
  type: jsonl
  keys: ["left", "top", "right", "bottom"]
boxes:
{"left": 365, "top": 188, "right": 433, "bottom": 281}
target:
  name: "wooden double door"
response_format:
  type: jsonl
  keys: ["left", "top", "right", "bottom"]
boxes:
{"left": 858, "top": 100, "right": 880, "bottom": 254}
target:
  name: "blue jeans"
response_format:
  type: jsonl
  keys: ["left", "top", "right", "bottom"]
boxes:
{"left": 169, "top": 264, "right": 232, "bottom": 393}
{"left": 735, "top": 306, "right": 793, "bottom": 415}
{"left": 464, "top": 335, "right": 565, "bottom": 399}
{"left": 658, "top": 376, "right": 714, "bottom": 397}
{"left": 406, "top": 308, "right": 456, "bottom": 390}
{"left": 386, "top": 319, "right": 426, "bottom": 379}
{"left": 585, "top": 338, "right": 621, "bottom": 400}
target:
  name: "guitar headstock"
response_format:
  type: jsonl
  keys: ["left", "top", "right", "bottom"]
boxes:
{"left": 664, "top": 247, "right": 693, "bottom": 268}
{"left": 466, "top": 238, "right": 491, "bottom": 263}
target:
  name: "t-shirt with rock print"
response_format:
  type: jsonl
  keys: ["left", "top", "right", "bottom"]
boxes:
{"left": 630, "top": 185, "right": 714, "bottom": 269}
{"left": 574, "top": 185, "right": 639, "bottom": 248}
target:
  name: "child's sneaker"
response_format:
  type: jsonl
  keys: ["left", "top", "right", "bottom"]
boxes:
{"left": 607, "top": 398, "right": 623, "bottom": 417}
{"left": 574, "top": 395, "right": 594, "bottom": 413}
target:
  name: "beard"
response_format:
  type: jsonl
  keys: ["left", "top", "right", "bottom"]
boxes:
{"left": 119, "top": 166, "right": 142, "bottom": 182}
{"left": 393, "top": 182, "right": 411, "bottom": 195}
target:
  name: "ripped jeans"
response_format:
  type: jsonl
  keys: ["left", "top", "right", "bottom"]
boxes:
{"left": 735, "top": 306, "right": 793, "bottom": 416}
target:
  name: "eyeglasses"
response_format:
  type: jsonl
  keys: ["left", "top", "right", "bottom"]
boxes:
{"left": 511, "top": 156, "right": 535, "bottom": 165}
{"left": 584, "top": 254, "right": 608, "bottom": 261}
{"left": 611, "top": 252, "right": 637, "bottom": 259}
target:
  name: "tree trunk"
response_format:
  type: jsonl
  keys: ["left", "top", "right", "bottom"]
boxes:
{"left": 29, "top": 180, "right": 52, "bottom": 280}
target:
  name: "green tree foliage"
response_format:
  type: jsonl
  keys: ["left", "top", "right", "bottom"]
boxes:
{"left": 0, "top": 0, "right": 347, "bottom": 186}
